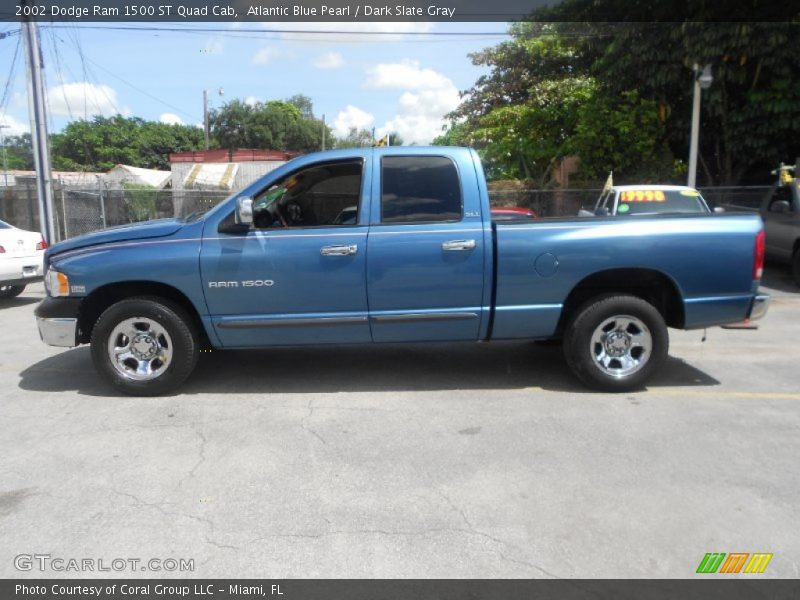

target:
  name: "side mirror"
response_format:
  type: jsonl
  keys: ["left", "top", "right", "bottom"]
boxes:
{"left": 713, "top": 206, "right": 726, "bottom": 213}
{"left": 235, "top": 196, "right": 254, "bottom": 225}
{"left": 770, "top": 200, "right": 791, "bottom": 214}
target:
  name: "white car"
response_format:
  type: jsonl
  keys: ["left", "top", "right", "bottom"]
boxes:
{"left": 0, "top": 220, "right": 47, "bottom": 298}
{"left": 580, "top": 184, "right": 716, "bottom": 217}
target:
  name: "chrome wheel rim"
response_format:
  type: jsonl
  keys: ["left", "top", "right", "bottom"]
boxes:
{"left": 107, "top": 317, "right": 172, "bottom": 381}
{"left": 590, "top": 314, "right": 652, "bottom": 378}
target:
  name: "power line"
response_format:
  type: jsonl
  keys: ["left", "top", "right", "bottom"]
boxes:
{"left": 44, "top": 24, "right": 512, "bottom": 37}
{"left": 43, "top": 27, "right": 76, "bottom": 121}
{"left": 0, "top": 33, "right": 21, "bottom": 116}
{"left": 42, "top": 25, "right": 100, "bottom": 168}
{"left": 46, "top": 26, "right": 201, "bottom": 123}
{"left": 82, "top": 55, "right": 201, "bottom": 122}
{"left": 62, "top": 24, "right": 125, "bottom": 118}
{"left": 38, "top": 23, "right": 627, "bottom": 43}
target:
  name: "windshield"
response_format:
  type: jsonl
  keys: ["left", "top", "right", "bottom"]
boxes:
{"left": 615, "top": 189, "right": 708, "bottom": 215}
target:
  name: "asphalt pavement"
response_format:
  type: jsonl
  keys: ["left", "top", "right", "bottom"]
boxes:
{"left": 0, "top": 267, "right": 798, "bottom": 578}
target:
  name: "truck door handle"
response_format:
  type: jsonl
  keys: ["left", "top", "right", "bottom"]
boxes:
{"left": 320, "top": 244, "right": 358, "bottom": 256}
{"left": 441, "top": 239, "right": 476, "bottom": 251}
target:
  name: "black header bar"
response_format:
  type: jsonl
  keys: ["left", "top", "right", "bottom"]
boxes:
{"left": 3, "top": 0, "right": 796, "bottom": 22}
{"left": 4, "top": 579, "right": 800, "bottom": 600}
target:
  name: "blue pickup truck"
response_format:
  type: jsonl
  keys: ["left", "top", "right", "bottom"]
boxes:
{"left": 35, "top": 147, "right": 769, "bottom": 395}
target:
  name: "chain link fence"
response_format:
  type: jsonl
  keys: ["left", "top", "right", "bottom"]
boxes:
{"left": 0, "top": 180, "right": 773, "bottom": 242}
{"left": 487, "top": 184, "right": 772, "bottom": 216}
{"left": 697, "top": 186, "right": 771, "bottom": 211}
{"left": 0, "top": 181, "right": 231, "bottom": 242}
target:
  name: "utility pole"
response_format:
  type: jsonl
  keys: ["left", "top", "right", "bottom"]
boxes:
{"left": 321, "top": 114, "right": 326, "bottom": 151}
{"left": 203, "top": 87, "right": 224, "bottom": 150}
{"left": 688, "top": 64, "right": 713, "bottom": 189}
{"left": 0, "top": 124, "right": 9, "bottom": 188}
{"left": 22, "top": 14, "right": 56, "bottom": 244}
{"left": 203, "top": 89, "right": 209, "bottom": 150}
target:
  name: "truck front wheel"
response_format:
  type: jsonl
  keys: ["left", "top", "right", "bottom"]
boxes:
{"left": 90, "top": 297, "right": 199, "bottom": 396}
{"left": 563, "top": 294, "right": 668, "bottom": 392}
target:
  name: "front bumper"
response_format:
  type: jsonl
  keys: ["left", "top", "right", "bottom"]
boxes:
{"left": 34, "top": 297, "right": 82, "bottom": 347}
{"left": 748, "top": 294, "right": 770, "bottom": 321}
{"left": 36, "top": 317, "right": 78, "bottom": 347}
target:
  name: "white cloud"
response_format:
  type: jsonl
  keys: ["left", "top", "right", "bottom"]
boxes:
{"left": 251, "top": 46, "right": 283, "bottom": 65}
{"left": 159, "top": 113, "right": 184, "bottom": 125}
{"left": 47, "top": 82, "right": 129, "bottom": 118}
{"left": 244, "top": 96, "right": 261, "bottom": 107}
{"left": 312, "top": 51, "right": 344, "bottom": 70}
{"left": 333, "top": 105, "right": 374, "bottom": 137}
{"left": 365, "top": 61, "right": 461, "bottom": 145}
{"left": 0, "top": 113, "right": 29, "bottom": 136}
{"left": 365, "top": 60, "right": 454, "bottom": 91}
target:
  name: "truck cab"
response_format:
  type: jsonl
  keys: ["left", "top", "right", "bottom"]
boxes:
{"left": 203, "top": 147, "right": 490, "bottom": 346}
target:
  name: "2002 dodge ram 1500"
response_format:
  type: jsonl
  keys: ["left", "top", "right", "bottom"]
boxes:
{"left": 35, "top": 147, "right": 770, "bottom": 395}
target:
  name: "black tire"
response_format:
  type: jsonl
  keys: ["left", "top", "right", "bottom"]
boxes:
{"left": 563, "top": 294, "right": 668, "bottom": 392}
{"left": 0, "top": 284, "right": 25, "bottom": 299}
{"left": 792, "top": 249, "right": 800, "bottom": 287}
{"left": 90, "top": 297, "right": 199, "bottom": 396}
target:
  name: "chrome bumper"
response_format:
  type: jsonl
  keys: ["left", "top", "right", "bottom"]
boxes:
{"left": 748, "top": 294, "right": 770, "bottom": 322}
{"left": 36, "top": 317, "right": 78, "bottom": 347}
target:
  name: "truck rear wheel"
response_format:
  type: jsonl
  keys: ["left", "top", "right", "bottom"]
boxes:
{"left": 563, "top": 294, "right": 668, "bottom": 392}
{"left": 90, "top": 297, "right": 199, "bottom": 396}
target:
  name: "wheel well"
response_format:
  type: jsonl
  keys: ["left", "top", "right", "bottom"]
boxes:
{"left": 77, "top": 281, "right": 210, "bottom": 346}
{"left": 556, "top": 268, "right": 685, "bottom": 336}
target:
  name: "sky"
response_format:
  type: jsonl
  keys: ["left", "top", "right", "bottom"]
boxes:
{"left": 0, "top": 22, "right": 510, "bottom": 146}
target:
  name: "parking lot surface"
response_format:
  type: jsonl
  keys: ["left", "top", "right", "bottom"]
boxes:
{"left": 1, "top": 267, "right": 798, "bottom": 578}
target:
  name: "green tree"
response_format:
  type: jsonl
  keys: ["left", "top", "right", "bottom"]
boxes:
{"left": 334, "top": 127, "right": 374, "bottom": 148}
{"left": 209, "top": 97, "right": 329, "bottom": 153}
{"left": 440, "top": 7, "right": 800, "bottom": 184}
{"left": 286, "top": 94, "right": 314, "bottom": 119}
{"left": 122, "top": 182, "right": 157, "bottom": 222}
{"left": 437, "top": 29, "right": 601, "bottom": 180}
{"left": 1, "top": 134, "right": 34, "bottom": 170}
{"left": 589, "top": 21, "right": 800, "bottom": 184}
{"left": 530, "top": 0, "right": 800, "bottom": 184}
{"left": 50, "top": 116, "right": 204, "bottom": 171}
{"left": 569, "top": 90, "right": 671, "bottom": 181}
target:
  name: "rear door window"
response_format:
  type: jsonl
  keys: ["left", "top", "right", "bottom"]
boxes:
{"left": 380, "top": 156, "right": 462, "bottom": 223}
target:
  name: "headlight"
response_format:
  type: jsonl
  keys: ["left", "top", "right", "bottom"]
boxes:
{"left": 45, "top": 269, "right": 70, "bottom": 297}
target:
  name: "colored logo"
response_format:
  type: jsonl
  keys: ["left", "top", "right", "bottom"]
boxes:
{"left": 696, "top": 552, "right": 773, "bottom": 574}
